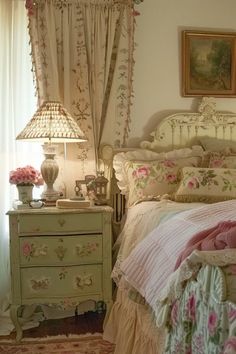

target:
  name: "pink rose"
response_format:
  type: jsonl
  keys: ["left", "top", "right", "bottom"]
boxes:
{"left": 208, "top": 311, "right": 218, "bottom": 336}
{"left": 9, "top": 165, "right": 44, "bottom": 186}
{"left": 25, "top": 0, "right": 34, "bottom": 16}
{"left": 210, "top": 159, "right": 224, "bottom": 168}
{"left": 186, "top": 294, "right": 196, "bottom": 322}
{"left": 136, "top": 166, "right": 150, "bottom": 178}
{"left": 187, "top": 177, "right": 199, "bottom": 189}
{"left": 23, "top": 243, "right": 32, "bottom": 257}
{"left": 194, "top": 334, "right": 204, "bottom": 351}
{"left": 223, "top": 336, "right": 236, "bottom": 354}
{"left": 162, "top": 160, "right": 176, "bottom": 168}
{"left": 173, "top": 342, "right": 184, "bottom": 353}
{"left": 227, "top": 265, "right": 236, "bottom": 275}
{"left": 35, "top": 177, "right": 44, "bottom": 186}
{"left": 165, "top": 173, "right": 177, "bottom": 183}
{"left": 229, "top": 307, "right": 236, "bottom": 321}
{"left": 171, "top": 300, "right": 179, "bottom": 326}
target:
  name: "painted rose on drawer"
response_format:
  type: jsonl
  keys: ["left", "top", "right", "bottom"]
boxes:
{"left": 23, "top": 242, "right": 48, "bottom": 260}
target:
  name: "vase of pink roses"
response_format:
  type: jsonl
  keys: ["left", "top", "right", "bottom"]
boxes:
{"left": 9, "top": 165, "right": 44, "bottom": 203}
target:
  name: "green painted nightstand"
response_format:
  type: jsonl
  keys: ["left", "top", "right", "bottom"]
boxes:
{"left": 7, "top": 206, "right": 113, "bottom": 341}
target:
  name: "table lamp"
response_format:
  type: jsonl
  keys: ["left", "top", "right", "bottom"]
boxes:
{"left": 16, "top": 101, "right": 87, "bottom": 202}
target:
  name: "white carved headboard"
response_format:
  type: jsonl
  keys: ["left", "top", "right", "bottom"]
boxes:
{"left": 141, "top": 97, "right": 236, "bottom": 151}
{"left": 99, "top": 97, "right": 236, "bottom": 236}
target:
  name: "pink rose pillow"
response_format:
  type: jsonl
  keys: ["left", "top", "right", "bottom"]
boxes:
{"left": 125, "top": 156, "right": 201, "bottom": 206}
{"left": 175, "top": 167, "right": 236, "bottom": 203}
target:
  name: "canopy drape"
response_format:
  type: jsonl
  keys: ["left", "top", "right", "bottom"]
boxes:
{"left": 26, "top": 0, "right": 135, "bottom": 178}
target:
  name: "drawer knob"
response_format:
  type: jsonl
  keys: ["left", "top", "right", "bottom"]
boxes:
{"left": 54, "top": 245, "right": 67, "bottom": 261}
{"left": 32, "top": 227, "right": 40, "bottom": 232}
{"left": 58, "top": 218, "right": 66, "bottom": 227}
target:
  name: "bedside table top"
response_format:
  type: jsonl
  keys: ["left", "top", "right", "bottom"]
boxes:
{"left": 7, "top": 205, "right": 113, "bottom": 215}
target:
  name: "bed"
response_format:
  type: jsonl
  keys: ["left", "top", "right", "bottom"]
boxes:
{"left": 101, "top": 97, "right": 236, "bottom": 354}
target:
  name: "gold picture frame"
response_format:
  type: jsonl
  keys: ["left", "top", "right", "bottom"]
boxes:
{"left": 182, "top": 30, "right": 236, "bottom": 97}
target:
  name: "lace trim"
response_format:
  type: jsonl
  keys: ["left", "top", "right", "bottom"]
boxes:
{"left": 154, "top": 249, "right": 236, "bottom": 327}
{"left": 156, "top": 249, "right": 236, "bottom": 304}
{"left": 111, "top": 256, "right": 123, "bottom": 286}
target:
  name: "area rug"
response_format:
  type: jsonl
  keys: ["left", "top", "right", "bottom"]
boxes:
{"left": 0, "top": 333, "right": 115, "bottom": 354}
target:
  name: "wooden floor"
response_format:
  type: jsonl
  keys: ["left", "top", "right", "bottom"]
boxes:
{"left": 2, "top": 311, "right": 105, "bottom": 340}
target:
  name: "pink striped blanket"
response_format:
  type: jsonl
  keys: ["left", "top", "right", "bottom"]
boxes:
{"left": 120, "top": 199, "right": 236, "bottom": 310}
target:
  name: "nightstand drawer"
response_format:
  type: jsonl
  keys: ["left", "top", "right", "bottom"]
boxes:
{"left": 18, "top": 213, "right": 102, "bottom": 234}
{"left": 19, "top": 235, "right": 103, "bottom": 266}
{"left": 21, "top": 265, "right": 102, "bottom": 299}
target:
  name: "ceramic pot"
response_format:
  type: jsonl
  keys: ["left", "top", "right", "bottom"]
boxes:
{"left": 17, "top": 185, "right": 33, "bottom": 203}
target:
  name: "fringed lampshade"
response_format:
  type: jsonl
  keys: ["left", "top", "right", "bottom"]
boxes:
{"left": 16, "top": 101, "right": 86, "bottom": 142}
{"left": 16, "top": 101, "right": 87, "bottom": 202}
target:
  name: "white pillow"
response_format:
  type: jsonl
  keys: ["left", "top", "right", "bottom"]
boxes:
{"left": 198, "top": 136, "right": 236, "bottom": 153}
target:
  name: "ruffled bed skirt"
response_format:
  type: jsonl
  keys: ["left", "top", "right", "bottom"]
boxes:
{"left": 103, "top": 287, "right": 166, "bottom": 354}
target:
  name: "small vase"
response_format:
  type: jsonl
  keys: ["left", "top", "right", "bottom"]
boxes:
{"left": 17, "top": 185, "right": 34, "bottom": 203}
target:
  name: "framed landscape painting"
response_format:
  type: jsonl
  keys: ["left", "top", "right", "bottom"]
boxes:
{"left": 182, "top": 30, "right": 236, "bottom": 97}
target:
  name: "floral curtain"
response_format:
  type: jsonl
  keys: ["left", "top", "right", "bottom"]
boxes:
{"left": 26, "top": 0, "right": 135, "bottom": 188}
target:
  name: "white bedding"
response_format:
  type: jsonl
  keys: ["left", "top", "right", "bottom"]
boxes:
{"left": 120, "top": 199, "right": 236, "bottom": 312}
{"left": 112, "top": 199, "right": 204, "bottom": 285}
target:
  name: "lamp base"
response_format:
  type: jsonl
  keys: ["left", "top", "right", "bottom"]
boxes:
{"left": 41, "top": 189, "right": 61, "bottom": 202}
{"left": 44, "top": 200, "right": 57, "bottom": 207}
{"left": 41, "top": 143, "right": 60, "bottom": 203}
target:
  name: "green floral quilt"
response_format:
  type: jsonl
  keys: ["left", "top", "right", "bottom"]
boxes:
{"left": 165, "top": 264, "right": 236, "bottom": 354}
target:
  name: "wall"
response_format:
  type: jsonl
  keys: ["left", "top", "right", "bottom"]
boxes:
{"left": 128, "top": 0, "right": 236, "bottom": 147}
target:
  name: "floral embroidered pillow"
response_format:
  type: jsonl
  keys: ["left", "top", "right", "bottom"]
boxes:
{"left": 207, "top": 152, "right": 236, "bottom": 169}
{"left": 113, "top": 146, "right": 204, "bottom": 201}
{"left": 125, "top": 156, "right": 201, "bottom": 206}
{"left": 175, "top": 167, "right": 236, "bottom": 203}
